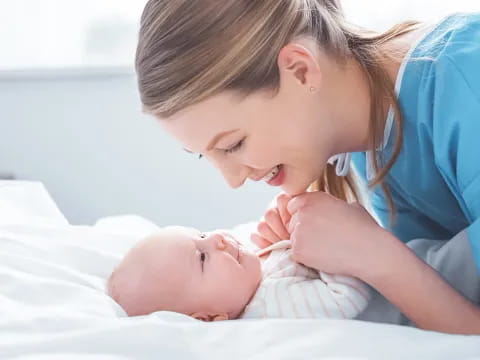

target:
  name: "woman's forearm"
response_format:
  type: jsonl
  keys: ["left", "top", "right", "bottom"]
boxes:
{"left": 359, "top": 231, "right": 480, "bottom": 334}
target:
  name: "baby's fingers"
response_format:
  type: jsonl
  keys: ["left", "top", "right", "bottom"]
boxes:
{"left": 257, "top": 220, "right": 281, "bottom": 244}
{"left": 265, "top": 208, "right": 290, "bottom": 240}
{"left": 250, "top": 232, "right": 272, "bottom": 249}
{"left": 276, "top": 193, "right": 292, "bottom": 228}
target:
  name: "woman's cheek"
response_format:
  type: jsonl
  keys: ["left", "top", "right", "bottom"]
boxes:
{"left": 243, "top": 142, "right": 276, "bottom": 168}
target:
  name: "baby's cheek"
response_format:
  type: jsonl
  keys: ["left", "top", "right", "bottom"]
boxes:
{"left": 249, "top": 256, "right": 263, "bottom": 287}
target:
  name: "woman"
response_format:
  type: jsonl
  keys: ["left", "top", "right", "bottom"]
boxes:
{"left": 135, "top": 0, "right": 480, "bottom": 333}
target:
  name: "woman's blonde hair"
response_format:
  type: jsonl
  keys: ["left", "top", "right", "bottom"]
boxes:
{"left": 136, "top": 0, "right": 420, "bottom": 221}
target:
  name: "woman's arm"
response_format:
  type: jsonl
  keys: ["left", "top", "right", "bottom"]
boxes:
{"left": 359, "top": 230, "right": 480, "bottom": 334}
{"left": 287, "top": 192, "right": 480, "bottom": 334}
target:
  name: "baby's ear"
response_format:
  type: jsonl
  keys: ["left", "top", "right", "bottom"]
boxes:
{"left": 210, "top": 313, "right": 229, "bottom": 321}
{"left": 191, "top": 312, "right": 229, "bottom": 322}
{"left": 191, "top": 312, "right": 209, "bottom": 321}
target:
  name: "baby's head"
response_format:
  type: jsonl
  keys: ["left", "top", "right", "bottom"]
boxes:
{"left": 107, "top": 226, "right": 262, "bottom": 321}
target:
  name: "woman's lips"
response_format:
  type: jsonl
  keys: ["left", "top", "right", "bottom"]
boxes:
{"left": 267, "top": 165, "right": 285, "bottom": 186}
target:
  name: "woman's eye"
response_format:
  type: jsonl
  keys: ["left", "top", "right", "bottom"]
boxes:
{"left": 224, "top": 138, "right": 245, "bottom": 154}
{"left": 183, "top": 147, "right": 203, "bottom": 160}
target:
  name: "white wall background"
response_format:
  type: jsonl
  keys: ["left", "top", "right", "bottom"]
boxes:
{"left": 0, "top": 69, "right": 278, "bottom": 228}
{"left": 0, "top": 1, "right": 479, "bottom": 228}
{"left": 0, "top": 1, "right": 479, "bottom": 70}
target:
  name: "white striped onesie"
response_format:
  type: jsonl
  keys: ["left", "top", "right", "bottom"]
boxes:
{"left": 240, "top": 240, "right": 370, "bottom": 319}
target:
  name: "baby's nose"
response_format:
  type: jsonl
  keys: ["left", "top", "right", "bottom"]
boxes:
{"left": 207, "top": 233, "right": 227, "bottom": 250}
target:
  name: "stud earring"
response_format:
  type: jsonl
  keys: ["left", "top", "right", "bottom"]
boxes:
{"left": 309, "top": 86, "right": 316, "bottom": 92}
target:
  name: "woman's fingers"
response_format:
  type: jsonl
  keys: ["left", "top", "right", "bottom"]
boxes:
{"left": 264, "top": 208, "right": 290, "bottom": 240}
{"left": 287, "top": 193, "right": 310, "bottom": 215}
{"left": 287, "top": 211, "right": 301, "bottom": 234}
{"left": 250, "top": 232, "right": 272, "bottom": 249}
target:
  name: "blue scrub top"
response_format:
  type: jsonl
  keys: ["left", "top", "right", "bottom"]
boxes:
{"left": 351, "top": 12, "right": 480, "bottom": 272}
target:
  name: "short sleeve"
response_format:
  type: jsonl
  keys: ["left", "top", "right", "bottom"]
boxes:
{"left": 370, "top": 191, "right": 449, "bottom": 242}
{"left": 463, "top": 180, "right": 480, "bottom": 272}
{"left": 433, "top": 55, "right": 480, "bottom": 271}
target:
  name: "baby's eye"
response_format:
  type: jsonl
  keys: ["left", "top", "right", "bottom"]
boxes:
{"left": 199, "top": 233, "right": 207, "bottom": 239}
{"left": 199, "top": 252, "right": 207, "bottom": 271}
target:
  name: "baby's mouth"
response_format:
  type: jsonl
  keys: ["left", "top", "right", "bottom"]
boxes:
{"left": 221, "top": 232, "right": 242, "bottom": 263}
{"left": 231, "top": 240, "right": 241, "bottom": 264}
{"left": 236, "top": 244, "right": 241, "bottom": 264}
{"left": 228, "top": 240, "right": 240, "bottom": 264}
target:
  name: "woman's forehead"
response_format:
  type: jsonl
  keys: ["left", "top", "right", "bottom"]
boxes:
{"left": 169, "top": 92, "right": 242, "bottom": 122}
{"left": 161, "top": 91, "right": 274, "bottom": 148}
{"left": 160, "top": 102, "right": 246, "bottom": 153}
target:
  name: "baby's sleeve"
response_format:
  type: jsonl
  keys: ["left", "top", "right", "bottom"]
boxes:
{"left": 242, "top": 274, "right": 370, "bottom": 319}
{"left": 305, "top": 273, "right": 371, "bottom": 319}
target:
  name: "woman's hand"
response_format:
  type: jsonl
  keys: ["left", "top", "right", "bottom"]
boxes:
{"left": 251, "top": 193, "right": 292, "bottom": 249}
{"left": 287, "top": 191, "right": 390, "bottom": 277}
{"left": 287, "top": 191, "right": 480, "bottom": 334}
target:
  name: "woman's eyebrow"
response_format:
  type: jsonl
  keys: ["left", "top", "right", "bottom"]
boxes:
{"left": 206, "top": 129, "right": 239, "bottom": 151}
{"left": 183, "top": 129, "right": 240, "bottom": 154}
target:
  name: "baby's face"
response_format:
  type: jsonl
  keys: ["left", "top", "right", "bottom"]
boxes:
{"left": 109, "top": 226, "right": 262, "bottom": 320}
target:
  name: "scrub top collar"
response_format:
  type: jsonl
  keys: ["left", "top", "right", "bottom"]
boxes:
{"left": 328, "top": 20, "right": 439, "bottom": 179}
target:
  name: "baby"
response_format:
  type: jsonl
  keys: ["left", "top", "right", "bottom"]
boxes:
{"left": 107, "top": 226, "right": 370, "bottom": 321}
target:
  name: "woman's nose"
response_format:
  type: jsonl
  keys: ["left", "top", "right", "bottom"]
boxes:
{"left": 216, "top": 161, "right": 247, "bottom": 189}
{"left": 225, "top": 175, "right": 245, "bottom": 189}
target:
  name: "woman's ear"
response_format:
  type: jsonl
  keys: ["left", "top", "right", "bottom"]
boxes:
{"left": 277, "top": 42, "right": 322, "bottom": 88}
{"left": 191, "top": 312, "right": 229, "bottom": 322}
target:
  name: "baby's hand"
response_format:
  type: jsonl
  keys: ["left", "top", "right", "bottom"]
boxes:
{"left": 251, "top": 193, "right": 292, "bottom": 249}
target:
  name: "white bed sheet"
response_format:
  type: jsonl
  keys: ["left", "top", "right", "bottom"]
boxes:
{"left": 0, "top": 180, "right": 479, "bottom": 360}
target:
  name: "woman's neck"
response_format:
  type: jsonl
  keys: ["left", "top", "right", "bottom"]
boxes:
{"left": 329, "top": 56, "right": 372, "bottom": 154}
{"left": 331, "top": 24, "right": 430, "bottom": 155}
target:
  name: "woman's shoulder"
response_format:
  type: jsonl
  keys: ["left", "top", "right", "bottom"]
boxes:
{"left": 428, "top": 13, "right": 480, "bottom": 99}
{"left": 414, "top": 12, "right": 480, "bottom": 65}
{"left": 399, "top": 12, "right": 480, "bottom": 104}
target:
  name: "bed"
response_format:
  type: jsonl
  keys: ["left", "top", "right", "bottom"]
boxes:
{"left": 0, "top": 181, "right": 479, "bottom": 359}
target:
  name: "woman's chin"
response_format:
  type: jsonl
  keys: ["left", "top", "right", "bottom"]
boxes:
{"left": 281, "top": 182, "right": 311, "bottom": 196}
